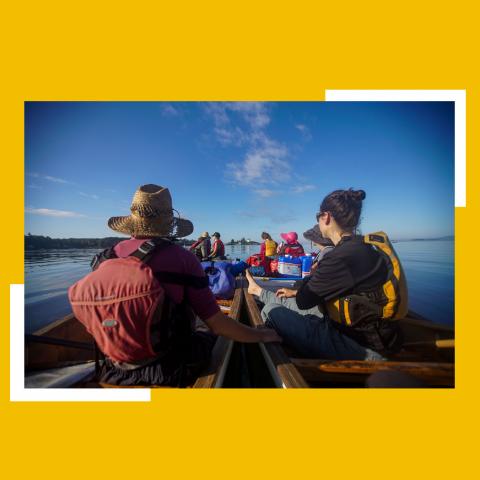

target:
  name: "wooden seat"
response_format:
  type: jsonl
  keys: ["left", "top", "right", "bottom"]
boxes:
{"left": 291, "top": 358, "right": 454, "bottom": 387}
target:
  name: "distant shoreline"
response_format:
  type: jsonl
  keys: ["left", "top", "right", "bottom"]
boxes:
{"left": 24, "top": 235, "right": 262, "bottom": 250}
{"left": 393, "top": 236, "right": 454, "bottom": 243}
{"left": 25, "top": 234, "right": 453, "bottom": 250}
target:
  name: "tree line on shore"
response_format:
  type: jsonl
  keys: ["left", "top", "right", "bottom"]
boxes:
{"left": 25, "top": 234, "right": 261, "bottom": 250}
{"left": 24, "top": 234, "right": 452, "bottom": 250}
{"left": 25, "top": 234, "right": 129, "bottom": 250}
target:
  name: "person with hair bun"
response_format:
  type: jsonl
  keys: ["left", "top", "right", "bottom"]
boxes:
{"left": 246, "top": 188, "right": 402, "bottom": 360}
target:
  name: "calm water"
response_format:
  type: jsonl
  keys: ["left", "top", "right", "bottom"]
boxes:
{"left": 24, "top": 241, "right": 454, "bottom": 333}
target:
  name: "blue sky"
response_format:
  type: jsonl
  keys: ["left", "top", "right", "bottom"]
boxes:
{"left": 25, "top": 101, "right": 454, "bottom": 242}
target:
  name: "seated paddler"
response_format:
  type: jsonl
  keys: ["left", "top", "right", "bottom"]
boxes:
{"left": 68, "top": 184, "right": 281, "bottom": 386}
{"left": 190, "top": 231, "right": 211, "bottom": 261}
{"left": 246, "top": 188, "right": 408, "bottom": 360}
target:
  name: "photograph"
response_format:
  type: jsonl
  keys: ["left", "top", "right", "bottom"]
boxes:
{"left": 24, "top": 101, "right": 454, "bottom": 389}
{"left": 4, "top": 4, "right": 478, "bottom": 479}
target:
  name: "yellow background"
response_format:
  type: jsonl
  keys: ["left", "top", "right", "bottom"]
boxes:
{"left": 0, "top": 1, "right": 476, "bottom": 478}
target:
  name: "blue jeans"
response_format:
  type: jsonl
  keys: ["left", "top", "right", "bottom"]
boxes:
{"left": 259, "top": 289, "right": 384, "bottom": 360}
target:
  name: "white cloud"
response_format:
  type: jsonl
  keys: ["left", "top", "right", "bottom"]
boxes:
{"left": 204, "top": 102, "right": 271, "bottom": 147}
{"left": 295, "top": 123, "right": 312, "bottom": 141}
{"left": 226, "top": 102, "right": 271, "bottom": 129}
{"left": 79, "top": 192, "right": 100, "bottom": 200}
{"left": 227, "top": 137, "right": 290, "bottom": 187}
{"left": 25, "top": 208, "right": 86, "bottom": 218}
{"left": 204, "top": 103, "right": 304, "bottom": 193}
{"left": 214, "top": 126, "right": 248, "bottom": 147}
{"left": 44, "top": 175, "right": 68, "bottom": 184}
{"left": 292, "top": 184, "right": 316, "bottom": 194}
{"left": 161, "top": 103, "right": 182, "bottom": 117}
{"left": 204, "top": 103, "right": 230, "bottom": 127}
{"left": 27, "top": 184, "right": 42, "bottom": 189}
{"left": 254, "top": 189, "right": 278, "bottom": 198}
{"left": 27, "top": 172, "right": 72, "bottom": 184}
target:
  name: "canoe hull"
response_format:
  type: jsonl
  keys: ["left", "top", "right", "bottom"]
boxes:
{"left": 243, "top": 284, "right": 454, "bottom": 388}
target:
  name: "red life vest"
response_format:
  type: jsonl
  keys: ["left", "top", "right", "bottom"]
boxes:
{"left": 68, "top": 240, "right": 207, "bottom": 364}
{"left": 284, "top": 242, "right": 305, "bottom": 257}
{"left": 212, "top": 239, "right": 225, "bottom": 257}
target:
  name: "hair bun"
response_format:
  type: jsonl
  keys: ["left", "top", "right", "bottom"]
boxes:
{"left": 349, "top": 189, "right": 366, "bottom": 201}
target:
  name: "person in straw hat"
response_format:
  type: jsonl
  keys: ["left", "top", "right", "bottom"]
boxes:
{"left": 189, "top": 231, "right": 211, "bottom": 261}
{"left": 99, "top": 184, "right": 281, "bottom": 386}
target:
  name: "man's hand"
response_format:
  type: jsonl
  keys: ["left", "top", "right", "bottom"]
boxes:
{"left": 275, "top": 288, "right": 297, "bottom": 298}
{"left": 259, "top": 327, "right": 282, "bottom": 343}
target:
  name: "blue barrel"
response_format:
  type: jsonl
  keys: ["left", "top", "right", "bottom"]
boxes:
{"left": 301, "top": 255, "right": 314, "bottom": 278}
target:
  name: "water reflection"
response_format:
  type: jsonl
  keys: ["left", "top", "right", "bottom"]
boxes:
{"left": 24, "top": 241, "right": 454, "bottom": 332}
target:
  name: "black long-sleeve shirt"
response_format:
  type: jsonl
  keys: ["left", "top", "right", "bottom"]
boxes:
{"left": 295, "top": 235, "right": 388, "bottom": 310}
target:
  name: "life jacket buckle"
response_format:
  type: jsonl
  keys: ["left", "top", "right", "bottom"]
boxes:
{"left": 138, "top": 240, "right": 156, "bottom": 255}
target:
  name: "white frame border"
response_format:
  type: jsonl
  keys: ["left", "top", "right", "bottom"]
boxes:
{"left": 13, "top": 91, "right": 463, "bottom": 401}
{"left": 10, "top": 284, "right": 151, "bottom": 402}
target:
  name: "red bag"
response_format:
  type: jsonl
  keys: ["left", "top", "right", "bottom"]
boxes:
{"left": 270, "top": 259, "right": 279, "bottom": 274}
{"left": 246, "top": 254, "right": 263, "bottom": 267}
{"left": 68, "top": 257, "right": 163, "bottom": 363}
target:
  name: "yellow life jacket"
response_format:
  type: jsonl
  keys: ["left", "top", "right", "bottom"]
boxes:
{"left": 265, "top": 239, "right": 278, "bottom": 257}
{"left": 326, "top": 231, "right": 408, "bottom": 326}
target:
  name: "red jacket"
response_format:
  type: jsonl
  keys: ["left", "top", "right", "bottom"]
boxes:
{"left": 211, "top": 239, "right": 225, "bottom": 257}
{"left": 278, "top": 242, "right": 304, "bottom": 257}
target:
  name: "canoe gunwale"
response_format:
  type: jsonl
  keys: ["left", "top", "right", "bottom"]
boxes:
{"left": 243, "top": 287, "right": 308, "bottom": 388}
{"left": 193, "top": 279, "right": 244, "bottom": 388}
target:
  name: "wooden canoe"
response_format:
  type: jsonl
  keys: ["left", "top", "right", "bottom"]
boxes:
{"left": 243, "top": 282, "right": 454, "bottom": 388}
{"left": 25, "top": 279, "right": 244, "bottom": 389}
{"left": 24, "top": 277, "right": 454, "bottom": 388}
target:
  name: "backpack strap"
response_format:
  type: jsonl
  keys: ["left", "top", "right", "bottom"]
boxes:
{"left": 91, "top": 238, "right": 172, "bottom": 271}
{"left": 133, "top": 239, "right": 209, "bottom": 289}
{"left": 129, "top": 238, "right": 172, "bottom": 263}
{"left": 91, "top": 246, "right": 118, "bottom": 271}
{"left": 94, "top": 238, "right": 209, "bottom": 289}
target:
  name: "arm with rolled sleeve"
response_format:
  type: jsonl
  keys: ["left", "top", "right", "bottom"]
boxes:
{"left": 183, "top": 252, "right": 281, "bottom": 343}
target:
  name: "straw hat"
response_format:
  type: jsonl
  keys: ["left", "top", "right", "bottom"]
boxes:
{"left": 108, "top": 184, "right": 193, "bottom": 239}
{"left": 201, "top": 231, "right": 210, "bottom": 238}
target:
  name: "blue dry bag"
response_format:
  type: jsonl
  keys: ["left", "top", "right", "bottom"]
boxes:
{"left": 201, "top": 261, "right": 236, "bottom": 300}
{"left": 230, "top": 260, "right": 249, "bottom": 277}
